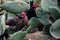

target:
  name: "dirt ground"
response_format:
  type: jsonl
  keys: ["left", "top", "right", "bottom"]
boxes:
{"left": 23, "top": 31, "right": 60, "bottom": 40}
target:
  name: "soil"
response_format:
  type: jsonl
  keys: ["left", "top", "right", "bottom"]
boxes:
{"left": 23, "top": 31, "right": 60, "bottom": 40}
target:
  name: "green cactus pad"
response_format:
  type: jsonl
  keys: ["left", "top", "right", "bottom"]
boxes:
{"left": 8, "top": 31, "right": 28, "bottom": 40}
{"left": 26, "top": 17, "right": 40, "bottom": 33}
{"left": 36, "top": 7, "right": 52, "bottom": 25}
{"left": 48, "top": 6, "right": 60, "bottom": 20}
{"left": 41, "top": 0, "right": 58, "bottom": 11}
{"left": 50, "top": 19, "right": 60, "bottom": 39}
{"left": 0, "top": 1, "right": 29, "bottom": 15}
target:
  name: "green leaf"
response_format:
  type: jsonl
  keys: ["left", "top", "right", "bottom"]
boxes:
{"left": 6, "top": 12, "right": 16, "bottom": 19}
{"left": 27, "top": 17, "right": 40, "bottom": 33}
{"left": 48, "top": 6, "right": 60, "bottom": 20}
{"left": 0, "top": 15, "right": 3, "bottom": 35}
{"left": 36, "top": 7, "right": 52, "bottom": 25}
{"left": 50, "top": 19, "right": 60, "bottom": 39}
{"left": 0, "top": 11, "right": 6, "bottom": 35}
{"left": 8, "top": 31, "right": 28, "bottom": 40}
{"left": 1, "top": 1, "right": 29, "bottom": 14}
{"left": 1, "top": 13, "right": 6, "bottom": 33}
{"left": 41, "top": 0, "right": 58, "bottom": 11}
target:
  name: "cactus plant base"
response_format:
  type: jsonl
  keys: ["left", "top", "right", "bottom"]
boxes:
{"left": 8, "top": 31, "right": 28, "bottom": 40}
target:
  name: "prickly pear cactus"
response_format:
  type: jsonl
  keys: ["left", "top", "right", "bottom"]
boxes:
{"left": 6, "top": 12, "right": 16, "bottom": 19}
{"left": 50, "top": 19, "right": 60, "bottom": 39}
{"left": 48, "top": 6, "right": 60, "bottom": 20}
{"left": 36, "top": 7, "right": 52, "bottom": 25}
{"left": 0, "top": 1, "right": 29, "bottom": 15}
{"left": 0, "top": 15, "right": 3, "bottom": 35}
{"left": 0, "top": 10, "right": 6, "bottom": 33}
{"left": 41, "top": 0, "right": 58, "bottom": 11}
{"left": 26, "top": 17, "right": 40, "bottom": 33}
{"left": 0, "top": 10, "right": 6, "bottom": 40}
{"left": 8, "top": 31, "right": 28, "bottom": 40}
{"left": 8, "top": 17, "right": 40, "bottom": 40}
{"left": 1, "top": 11, "right": 6, "bottom": 33}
